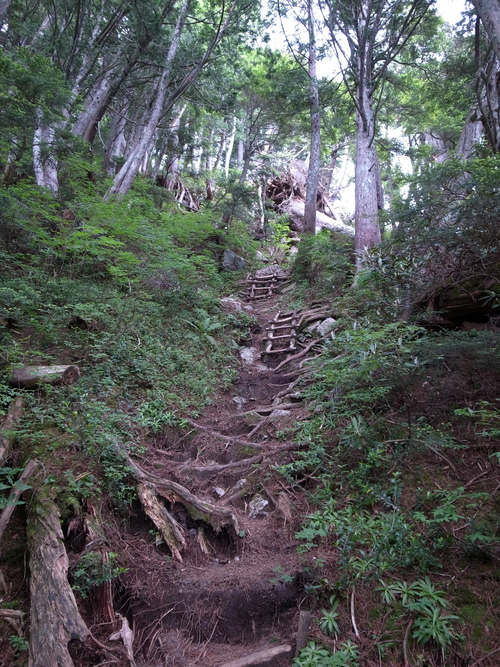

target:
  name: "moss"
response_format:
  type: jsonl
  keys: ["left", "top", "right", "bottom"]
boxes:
{"left": 459, "top": 604, "right": 494, "bottom": 642}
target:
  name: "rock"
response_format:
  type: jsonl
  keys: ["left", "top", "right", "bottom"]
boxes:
{"left": 305, "top": 321, "right": 320, "bottom": 334}
{"left": 214, "top": 487, "right": 226, "bottom": 498}
{"left": 316, "top": 317, "right": 337, "bottom": 337}
{"left": 255, "top": 264, "right": 281, "bottom": 277}
{"left": 239, "top": 347, "right": 260, "bottom": 365}
{"left": 222, "top": 249, "right": 247, "bottom": 271}
{"left": 232, "top": 396, "right": 247, "bottom": 410}
{"left": 229, "top": 479, "right": 247, "bottom": 496}
{"left": 220, "top": 297, "right": 244, "bottom": 313}
{"left": 281, "top": 282, "right": 297, "bottom": 294}
{"left": 248, "top": 493, "right": 269, "bottom": 519}
{"left": 289, "top": 245, "right": 299, "bottom": 255}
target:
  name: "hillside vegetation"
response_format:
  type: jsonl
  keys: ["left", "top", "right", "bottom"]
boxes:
{"left": 1, "top": 1, "right": 500, "bottom": 666}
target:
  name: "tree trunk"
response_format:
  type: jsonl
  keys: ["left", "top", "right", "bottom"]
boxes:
{"left": 107, "top": 0, "right": 239, "bottom": 198}
{"left": 104, "top": 111, "right": 127, "bottom": 175}
{"left": 0, "top": 0, "right": 11, "bottom": 23}
{"left": 471, "top": 0, "right": 500, "bottom": 63}
{"left": 27, "top": 487, "right": 89, "bottom": 667}
{"left": 225, "top": 117, "right": 237, "bottom": 176}
{"left": 166, "top": 104, "right": 187, "bottom": 189}
{"left": 303, "top": 0, "right": 321, "bottom": 236}
{"left": 457, "top": 103, "right": 484, "bottom": 157}
{"left": 33, "top": 118, "right": 59, "bottom": 193}
{"left": 354, "top": 88, "right": 381, "bottom": 267}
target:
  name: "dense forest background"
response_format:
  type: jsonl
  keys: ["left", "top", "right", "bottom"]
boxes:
{"left": 1, "top": 0, "right": 500, "bottom": 666}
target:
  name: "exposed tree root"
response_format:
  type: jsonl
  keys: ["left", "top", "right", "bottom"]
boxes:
{"left": 186, "top": 420, "right": 268, "bottom": 450}
{"left": 82, "top": 505, "right": 117, "bottom": 625}
{"left": 126, "top": 456, "right": 241, "bottom": 562}
{"left": 180, "top": 443, "right": 300, "bottom": 474}
{"left": 137, "top": 482, "right": 186, "bottom": 562}
{"left": 273, "top": 336, "right": 329, "bottom": 371}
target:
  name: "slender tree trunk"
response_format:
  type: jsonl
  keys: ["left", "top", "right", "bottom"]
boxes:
{"left": 104, "top": 111, "right": 127, "bottom": 175}
{"left": 225, "top": 117, "right": 237, "bottom": 176}
{"left": 237, "top": 138, "right": 244, "bottom": 166}
{"left": 354, "top": 87, "right": 381, "bottom": 266}
{"left": 106, "top": 0, "right": 238, "bottom": 197}
{"left": 303, "top": 0, "right": 321, "bottom": 236}
{"left": 166, "top": 104, "right": 187, "bottom": 188}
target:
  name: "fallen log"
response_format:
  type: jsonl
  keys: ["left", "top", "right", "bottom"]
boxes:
{"left": 0, "top": 396, "right": 24, "bottom": 467}
{"left": 9, "top": 365, "right": 80, "bottom": 389}
{"left": 27, "top": 486, "right": 89, "bottom": 667}
{"left": 284, "top": 199, "right": 354, "bottom": 236}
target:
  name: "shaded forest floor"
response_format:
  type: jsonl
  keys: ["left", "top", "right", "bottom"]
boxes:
{"left": 2, "top": 257, "right": 500, "bottom": 667}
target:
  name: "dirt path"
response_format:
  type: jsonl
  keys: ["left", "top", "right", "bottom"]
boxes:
{"left": 121, "top": 269, "right": 333, "bottom": 667}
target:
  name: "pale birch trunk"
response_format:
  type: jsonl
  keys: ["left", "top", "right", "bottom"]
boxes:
{"left": 303, "top": 0, "right": 321, "bottom": 236}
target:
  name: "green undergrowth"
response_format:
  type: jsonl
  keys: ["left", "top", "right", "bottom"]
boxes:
{"left": 276, "top": 226, "right": 500, "bottom": 664}
{"left": 0, "top": 180, "right": 256, "bottom": 512}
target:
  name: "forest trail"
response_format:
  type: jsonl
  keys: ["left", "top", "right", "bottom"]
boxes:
{"left": 123, "top": 267, "right": 335, "bottom": 667}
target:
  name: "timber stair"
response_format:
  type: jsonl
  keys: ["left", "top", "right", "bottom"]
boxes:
{"left": 263, "top": 310, "right": 297, "bottom": 355}
{"left": 242, "top": 270, "right": 289, "bottom": 302}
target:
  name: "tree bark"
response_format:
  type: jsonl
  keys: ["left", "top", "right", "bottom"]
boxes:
{"left": 354, "top": 87, "right": 381, "bottom": 265}
{"left": 303, "top": 0, "right": 321, "bottom": 236}
{"left": 166, "top": 104, "right": 187, "bottom": 189}
{"left": 0, "top": 0, "right": 11, "bottom": 23}
{"left": 33, "top": 118, "right": 59, "bottom": 193}
{"left": 104, "top": 111, "right": 127, "bottom": 175}
{"left": 225, "top": 116, "right": 237, "bottom": 176}
{"left": 471, "top": 0, "right": 500, "bottom": 63}
{"left": 27, "top": 487, "right": 89, "bottom": 667}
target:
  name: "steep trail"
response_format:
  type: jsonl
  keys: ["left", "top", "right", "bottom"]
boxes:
{"left": 123, "top": 266, "right": 336, "bottom": 666}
